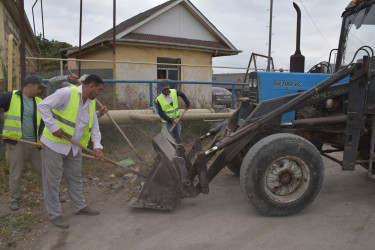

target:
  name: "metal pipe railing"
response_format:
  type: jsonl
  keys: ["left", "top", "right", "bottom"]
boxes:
{"left": 42, "top": 79, "right": 248, "bottom": 109}
{"left": 26, "top": 56, "right": 277, "bottom": 71}
{"left": 98, "top": 109, "right": 235, "bottom": 125}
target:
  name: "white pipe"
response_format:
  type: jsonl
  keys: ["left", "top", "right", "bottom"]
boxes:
{"left": 98, "top": 109, "right": 234, "bottom": 125}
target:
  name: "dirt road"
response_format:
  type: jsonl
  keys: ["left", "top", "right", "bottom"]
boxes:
{"left": 16, "top": 156, "right": 375, "bottom": 250}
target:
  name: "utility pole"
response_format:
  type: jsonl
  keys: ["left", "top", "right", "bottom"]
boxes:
{"left": 79, "top": 0, "right": 83, "bottom": 76}
{"left": 267, "top": 0, "right": 273, "bottom": 72}
{"left": 19, "top": 0, "right": 26, "bottom": 84}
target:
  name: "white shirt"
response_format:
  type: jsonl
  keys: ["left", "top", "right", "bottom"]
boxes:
{"left": 162, "top": 93, "right": 172, "bottom": 104}
{"left": 37, "top": 85, "right": 103, "bottom": 156}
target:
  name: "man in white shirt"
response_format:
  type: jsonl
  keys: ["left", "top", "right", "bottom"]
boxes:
{"left": 37, "top": 74, "right": 104, "bottom": 229}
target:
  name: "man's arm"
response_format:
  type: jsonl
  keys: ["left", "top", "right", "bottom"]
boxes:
{"left": 155, "top": 100, "right": 174, "bottom": 123}
{"left": 0, "top": 91, "right": 13, "bottom": 111}
{"left": 177, "top": 90, "right": 190, "bottom": 108}
{"left": 48, "top": 75, "right": 72, "bottom": 89}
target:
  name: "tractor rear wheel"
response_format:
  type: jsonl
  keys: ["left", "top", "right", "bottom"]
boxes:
{"left": 240, "top": 133, "right": 324, "bottom": 216}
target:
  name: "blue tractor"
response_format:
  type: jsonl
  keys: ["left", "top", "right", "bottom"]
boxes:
{"left": 130, "top": 0, "right": 375, "bottom": 216}
{"left": 247, "top": 71, "right": 350, "bottom": 123}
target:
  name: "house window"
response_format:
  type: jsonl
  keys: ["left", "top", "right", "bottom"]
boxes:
{"left": 157, "top": 57, "right": 181, "bottom": 89}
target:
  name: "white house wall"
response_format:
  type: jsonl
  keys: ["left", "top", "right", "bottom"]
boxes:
{"left": 134, "top": 4, "right": 218, "bottom": 42}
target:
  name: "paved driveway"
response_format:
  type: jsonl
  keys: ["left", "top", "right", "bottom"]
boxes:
{"left": 34, "top": 155, "right": 375, "bottom": 250}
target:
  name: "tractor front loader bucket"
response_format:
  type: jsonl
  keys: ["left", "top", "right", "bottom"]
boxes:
{"left": 128, "top": 126, "right": 187, "bottom": 210}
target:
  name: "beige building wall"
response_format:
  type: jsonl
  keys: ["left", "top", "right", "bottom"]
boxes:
{"left": 78, "top": 45, "right": 213, "bottom": 109}
{"left": 69, "top": 47, "right": 113, "bottom": 70}
{"left": 0, "top": 2, "right": 38, "bottom": 89}
{"left": 0, "top": 2, "right": 5, "bottom": 86}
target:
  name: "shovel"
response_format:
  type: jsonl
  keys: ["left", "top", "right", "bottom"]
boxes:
{"left": 60, "top": 135, "right": 147, "bottom": 178}
{"left": 128, "top": 125, "right": 186, "bottom": 210}
{"left": 61, "top": 133, "right": 187, "bottom": 210}
{"left": 128, "top": 110, "right": 190, "bottom": 210}
{"left": 169, "top": 109, "right": 187, "bottom": 132}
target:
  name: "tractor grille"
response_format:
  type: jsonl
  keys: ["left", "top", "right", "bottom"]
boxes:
{"left": 249, "top": 90, "right": 258, "bottom": 102}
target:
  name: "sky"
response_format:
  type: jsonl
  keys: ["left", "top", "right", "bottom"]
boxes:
{"left": 24, "top": 0, "right": 350, "bottom": 74}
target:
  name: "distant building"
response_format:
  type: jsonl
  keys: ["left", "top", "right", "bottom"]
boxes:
{"left": 212, "top": 73, "right": 246, "bottom": 87}
{"left": 68, "top": 0, "right": 241, "bottom": 109}
{"left": 212, "top": 73, "right": 250, "bottom": 97}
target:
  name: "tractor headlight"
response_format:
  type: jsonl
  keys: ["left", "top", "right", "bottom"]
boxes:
{"left": 253, "top": 79, "right": 257, "bottom": 88}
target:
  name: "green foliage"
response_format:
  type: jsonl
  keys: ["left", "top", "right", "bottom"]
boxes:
{"left": 0, "top": 213, "right": 38, "bottom": 234}
{"left": 35, "top": 34, "right": 73, "bottom": 72}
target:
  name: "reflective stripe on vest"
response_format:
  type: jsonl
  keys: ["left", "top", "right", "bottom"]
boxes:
{"left": 155, "top": 89, "right": 180, "bottom": 123}
{"left": 3, "top": 90, "right": 42, "bottom": 142}
{"left": 42, "top": 86, "right": 95, "bottom": 146}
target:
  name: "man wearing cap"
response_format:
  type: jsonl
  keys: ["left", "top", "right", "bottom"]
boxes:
{"left": 0, "top": 75, "right": 46, "bottom": 211}
{"left": 155, "top": 80, "right": 190, "bottom": 144}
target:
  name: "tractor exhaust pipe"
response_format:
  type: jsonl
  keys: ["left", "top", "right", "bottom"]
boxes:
{"left": 290, "top": 2, "right": 305, "bottom": 73}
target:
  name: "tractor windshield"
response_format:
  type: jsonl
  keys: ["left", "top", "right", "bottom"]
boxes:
{"left": 338, "top": 2, "right": 375, "bottom": 69}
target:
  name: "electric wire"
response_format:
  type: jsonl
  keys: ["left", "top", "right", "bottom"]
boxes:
{"left": 299, "top": 0, "right": 331, "bottom": 49}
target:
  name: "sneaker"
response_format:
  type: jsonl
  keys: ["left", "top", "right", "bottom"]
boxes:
{"left": 9, "top": 201, "right": 19, "bottom": 211}
{"left": 75, "top": 206, "right": 100, "bottom": 216}
{"left": 52, "top": 216, "right": 69, "bottom": 229}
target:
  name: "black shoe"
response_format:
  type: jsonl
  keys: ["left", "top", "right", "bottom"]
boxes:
{"left": 75, "top": 206, "right": 100, "bottom": 216}
{"left": 9, "top": 201, "right": 19, "bottom": 211}
{"left": 52, "top": 216, "right": 69, "bottom": 229}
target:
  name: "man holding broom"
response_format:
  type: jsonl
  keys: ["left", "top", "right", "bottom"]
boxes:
{"left": 37, "top": 74, "right": 104, "bottom": 229}
{"left": 0, "top": 75, "right": 46, "bottom": 211}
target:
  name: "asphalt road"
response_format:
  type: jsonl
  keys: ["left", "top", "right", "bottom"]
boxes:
{"left": 35, "top": 155, "right": 375, "bottom": 250}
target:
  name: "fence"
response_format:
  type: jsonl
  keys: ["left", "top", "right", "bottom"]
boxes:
{"left": 48, "top": 79, "right": 243, "bottom": 163}
{"left": 1, "top": 54, "right": 254, "bottom": 163}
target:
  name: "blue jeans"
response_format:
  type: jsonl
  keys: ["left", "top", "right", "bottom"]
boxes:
{"left": 165, "top": 122, "right": 182, "bottom": 144}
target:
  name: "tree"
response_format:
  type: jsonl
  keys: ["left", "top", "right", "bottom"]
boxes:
{"left": 35, "top": 34, "right": 73, "bottom": 72}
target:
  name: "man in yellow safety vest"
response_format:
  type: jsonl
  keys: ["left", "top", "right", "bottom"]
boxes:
{"left": 155, "top": 80, "right": 190, "bottom": 144}
{"left": 0, "top": 75, "right": 46, "bottom": 211}
{"left": 37, "top": 74, "right": 104, "bottom": 229}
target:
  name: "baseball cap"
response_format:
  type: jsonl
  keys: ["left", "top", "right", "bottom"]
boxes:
{"left": 24, "top": 75, "right": 47, "bottom": 87}
{"left": 160, "top": 80, "right": 170, "bottom": 90}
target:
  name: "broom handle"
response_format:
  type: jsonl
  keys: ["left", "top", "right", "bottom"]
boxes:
{"left": 96, "top": 99, "right": 144, "bottom": 162}
{"left": 0, "top": 134, "right": 98, "bottom": 162}
{"left": 61, "top": 135, "right": 146, "bottom": 178}
{"left": 169, "top": 109, "right": 186, "bottom": 132}
{"left": 0, "top": 134, "right": 41, "bottom": 146}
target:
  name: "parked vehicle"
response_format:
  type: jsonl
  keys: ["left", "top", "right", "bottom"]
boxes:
{"left": 212, "top": 87, "right": 232, "bottom": 107}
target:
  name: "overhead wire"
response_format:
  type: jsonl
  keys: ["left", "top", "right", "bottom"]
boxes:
{"left": 299, "top": 0, "right": 332, "bottom": 50}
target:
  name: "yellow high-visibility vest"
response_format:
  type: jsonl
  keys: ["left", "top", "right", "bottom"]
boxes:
{"left": 42, "top": 86, "right": 95, "bottom": 147}
{"left": 155, "top": 89, "right": 180, "bottom": 123}
{"left": 3, "top": 90, "right": 42, "bottom": 142}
